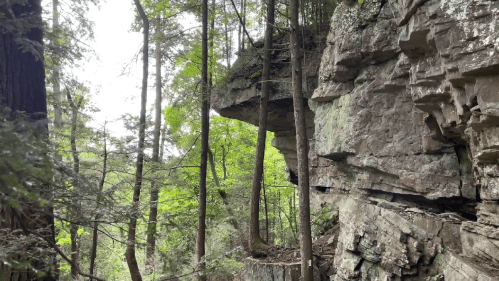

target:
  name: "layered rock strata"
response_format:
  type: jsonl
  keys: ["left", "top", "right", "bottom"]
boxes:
{"left": 311, "top": 0, "right": 499, "bottom": 279}
{"left": 213, "top": 0, "right": 499, "bottom": 280}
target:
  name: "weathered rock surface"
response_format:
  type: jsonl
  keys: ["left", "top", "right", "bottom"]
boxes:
{"left": 311, "top": 0, "right": 499, "bottom": 279}
{"left": 212, "top": 0, "right": 499, "bottom": 280}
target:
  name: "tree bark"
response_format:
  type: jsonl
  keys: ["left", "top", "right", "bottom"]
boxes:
{"left": 223, "top": 0, "right": 231, "bottom": 69}
{"left": 241, "top": 0, "right": 246, "bottom": 50}
{"left": 0, "top": 1, "right": 55, "bottom": 279}
{"left": 222, "top": 145, "right": 227, "bottom": 180}
{"left": 52, "top": 0, "right": 62, "bottom": 129}
{"left": 196, "top": 0, "right": 209, "bottom": 277}
{"left": 67, "top": 90, "right": 82, "bottom": 280}
{"left": 125, "top": 1, "right": 148, "bottom": 281}
{"left": 249, "top": 0, "right": 274, "bottom": 257}
{"left": 208, "top": 148, "right": 221, "bottom": 187}
{"left": 238, "top": 0, "right": 242, "bottom": 52}
{"left": 146, "top": 15, "right": 163, "bottom": 274}
{"left": 159, "top": 122, "right": 167, "bottom": 161}
{"left": 262, "top": 174, "right": 269, "bottom": 243}
{"left": 290, "top": 0, "right": 313, "bottom": 279}
{"left": 89, "top": 124, "right": 108, "bottom": 279}
{"left": 208, "top": 148, "right": 239, "bottom": 230}
{"left": 90, "top": 122, "right": 107, "bottom": 281}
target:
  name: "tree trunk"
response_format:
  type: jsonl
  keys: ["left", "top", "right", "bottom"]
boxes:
{"left": 146, "top": 15, "right": 163, "bottom": 275}
{"left": 208, "top": 148, "right": 239, "bottom": 230}
{"left": 241, "top": 0, "right": 246, "bottom": 50}
{"left": 262, "top": 174, "right": 269, "bottom": 243}
{"left": 290, "top": 0, "right": 313, "bottom": 279}
{"left": 249, "top": 0, "right": 274, "bottom": 257}
{"left": 52, "top": 0, "right": 62, "bottom": 129}
{"left": 125, "top": 1, "right": 148, "bottom": 281}
{"left": 278, "top": 191, "right": 284, "bottom": 244}
{"left": 208, "top": 148, "right": 221, "bottom": 187}
{"left": 222, "top": 145, "right": 227, "bottom": 180}
{"left": 89, "top": 124, "right": 107, "bottom": 280}
{"left": 196, "top": 0, "right": 209, "bottom": 277}
{"left": 159, "top": 122, "right": 167, "bottom": 160}
{"left": 223, "top": 0, "right": 231, "bottom": 69}
{"left": 238, "top": 0, "right": 242, "bottom": 52}
{"left": 0, "top": 1, "right": 56, "bottom": 279}
{"left": 293, "top": 188, "right": 298, "bottom": 238}
{"left": 67, "top": 91, "right": 82, "bottom": 280}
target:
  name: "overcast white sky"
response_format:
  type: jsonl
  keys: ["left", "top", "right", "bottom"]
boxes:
{"left": 59, "top": 0, "right": 218, "bottom": 137}
{"left": 70, "top": 0, "right": 144, "bottom": 137}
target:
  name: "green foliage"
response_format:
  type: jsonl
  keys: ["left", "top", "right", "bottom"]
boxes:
{"left": 2, "top": 0, "right": 315, "bottom": 278}
{"left": 0, "top": 108, "right": 57, "bottom": 276}
{"left": 312, "top": 202, "right": 339, "bottom": 236}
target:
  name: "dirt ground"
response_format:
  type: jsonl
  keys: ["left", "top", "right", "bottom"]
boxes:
{"left": 256, "top": 224, "right": 340, "bottom": 264}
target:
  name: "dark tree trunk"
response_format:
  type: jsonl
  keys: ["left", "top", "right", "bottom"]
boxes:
{"left": 125, "top": 1, "right": 149, "bottom": 281}
{"left": 196, "top": 0, "right": 209, "bottom": 277}
{"left": 0, "top": 0, "right": 46, "bottom": 118}
{"left": 0, "top": 0, "right": 56, "bottom": 280}
{"left": 290, "top": 0, "right": 313, "bottom": 278}
{"left": 146, "top": 15, "right": 163, "bottom": 274}
{"left": 249, "top": 0, "right": 275, "bottom": 257}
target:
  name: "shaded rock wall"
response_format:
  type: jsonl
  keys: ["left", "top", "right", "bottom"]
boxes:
{"left": 212, "top": 0, "right": 499, "bottom": 280}
{"left": 312, "top": 0, "right": 499, "bottom": 280}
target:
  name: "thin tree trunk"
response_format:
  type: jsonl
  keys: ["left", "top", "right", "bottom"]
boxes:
{"left": 146, "top": 15, "right": 163, "bottom": 275}
{"left": 249, "top": 0, "right": 274, "bottom": 257}
{"left": 208, "top": 148, "right": 239, "bottom": 230}
{"left": 89, "top": 124, "right": 108, "bottom": 279}
{"left": 241, "top": 0, "right": 246, "bottom": 50}
{"left": 293, "top": 188, "right": 298, "bottom": 237}
{"left": 238, "top": 0, "right": 242, "bottom": 52}
{"left": 222, "top": 145, "right": 227, "bottom": 180}
{"left": 223, "top": 0, "right": 231, "bottom": 68}
{"left": 159, "top": 122, "right": 167, "bottom": 161}
{"left": 278, "top": 191, "right": 284, "bottom": 244}
{"left": 52, "top": 0, "right": 62, "bottom": 129}
{"left": 196, "top": 0, "right": 209, "bottom": 277}
{"left": 125, "top": 2, "right": 148, "bottom": 281}
{"left": 290, "top": 0, "right": 313, "bottom": 278}
{"left": 262, "top": 173, "right": 269, "bottom": 243}
{"left": 208, "top": 148, "right": 221, "bottom": 187}
{"left": 67, "top": 91, "right": 82, "bottom": 280}
{"left": 289, "top": 195, "right": 298, "bottom": 242}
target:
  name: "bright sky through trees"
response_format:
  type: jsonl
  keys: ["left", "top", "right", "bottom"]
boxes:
{"left": 43, "top": 0, "right": 193, "bottom": 137}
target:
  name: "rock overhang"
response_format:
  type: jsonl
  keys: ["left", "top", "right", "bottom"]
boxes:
{"left": 214, "top": 0, "right": 499, "bottom": 279}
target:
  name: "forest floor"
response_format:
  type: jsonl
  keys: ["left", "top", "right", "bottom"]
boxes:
{"left": 258, "top": 224, "right": 339, "bottom": 264}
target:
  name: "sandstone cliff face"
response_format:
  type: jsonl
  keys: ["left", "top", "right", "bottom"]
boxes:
{"left": 213, "top": 0, "right": 499, "bottom": 280}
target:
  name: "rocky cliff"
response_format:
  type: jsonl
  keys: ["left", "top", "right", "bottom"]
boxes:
{"left": 213, "top": 0, "right": 499, "bottom": 280}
